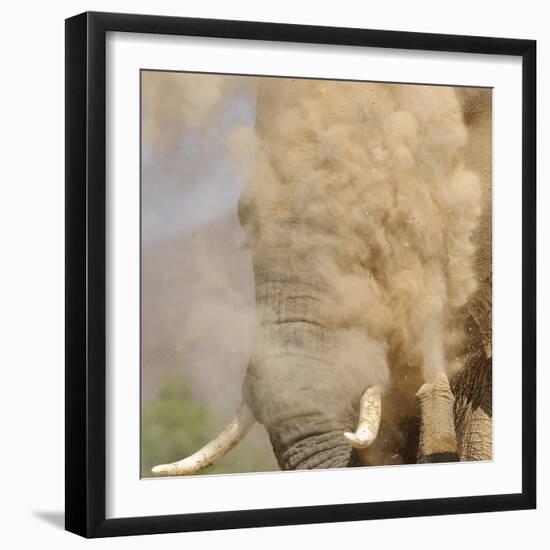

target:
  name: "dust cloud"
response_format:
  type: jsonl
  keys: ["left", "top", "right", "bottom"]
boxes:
{"left": 242, "top": 78, "right": 488, "bottom": 393}
{"left": 141, "top": 72, "right": 259, "bottom": 414}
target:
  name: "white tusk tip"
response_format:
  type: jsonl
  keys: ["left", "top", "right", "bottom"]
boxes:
{"left": 343, "top": 431, "right": 356, "bottom": 443}
{"left": 343, "top": 431, "right": 375, "bottom": 449}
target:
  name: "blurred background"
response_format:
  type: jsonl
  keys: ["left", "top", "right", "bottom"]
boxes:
{"left": 140, "top": 70, "right": 277, "bottom": 476}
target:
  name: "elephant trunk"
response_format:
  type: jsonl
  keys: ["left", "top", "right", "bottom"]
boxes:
{"left": 241, "top": 258, "right": 369, "bottom": 470}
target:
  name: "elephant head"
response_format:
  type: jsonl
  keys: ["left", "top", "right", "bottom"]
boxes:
{"left": 152, "top": 79, "right": 492, "bottom": 476}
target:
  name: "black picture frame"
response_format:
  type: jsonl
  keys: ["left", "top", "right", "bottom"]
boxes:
{"left": 65, "top": 11, "right": 536, "bottom": 538}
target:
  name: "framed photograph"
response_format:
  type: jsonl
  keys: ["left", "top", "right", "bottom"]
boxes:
{"left": 65, "top": 11, "right": 536, "bottom": 538}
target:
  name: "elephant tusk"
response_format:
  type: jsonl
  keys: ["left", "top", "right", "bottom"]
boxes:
{"left": 151, "top": 401, "right": 256, "bottom": 476}
{"left": 343, "top": 386, "right": 382, "bottom": 449}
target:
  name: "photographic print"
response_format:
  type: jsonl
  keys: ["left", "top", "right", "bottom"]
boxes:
{"left": 140, "top": 71, "right": 492, "bottom": 478}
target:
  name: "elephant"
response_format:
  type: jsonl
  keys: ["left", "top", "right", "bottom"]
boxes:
{"left": 152, "top": 79, "right": 493, "bottom": 476}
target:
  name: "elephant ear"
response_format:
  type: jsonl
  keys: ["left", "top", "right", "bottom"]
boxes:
{"left": 451, "top": 356, "right": 492, "bottom": 461}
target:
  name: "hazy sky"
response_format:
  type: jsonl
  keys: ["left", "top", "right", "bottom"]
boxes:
{"left": 142, "top": 77, "right": 257, "bottom": 243}
{"left": 141, "top": 72, "right": 259, "bottom": 415}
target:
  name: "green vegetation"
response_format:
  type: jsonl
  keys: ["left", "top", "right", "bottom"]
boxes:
{"left": 141, "top": 375, "right": 277, "bottom": 477}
